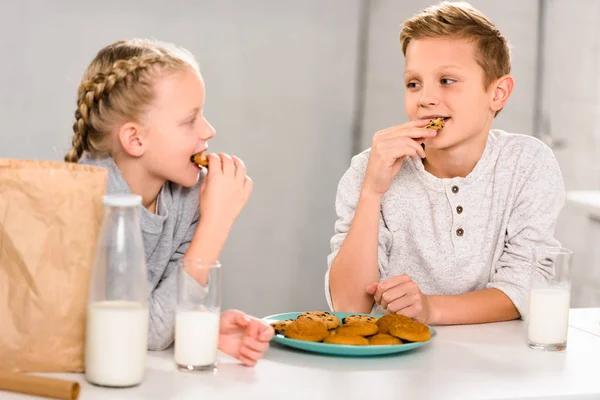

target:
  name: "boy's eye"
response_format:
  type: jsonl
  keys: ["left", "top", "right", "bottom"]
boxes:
{"left": 188, "top": 117, "right": 197, "bottom": 126}
{"left": 406, "top": 82, "right": 420, "bottom": 89}
{"left": 441, "top": 78, "right": 456, "bottom": 85}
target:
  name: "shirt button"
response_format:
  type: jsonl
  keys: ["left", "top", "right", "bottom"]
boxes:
{"left": 456, "top": 228, "right": 464, "bottom": 236}
{"left": 452, "top": 186, "right": 459, "bottom": 194}
{"left": 456, "top": 206, "right": 463, "bottom": 214}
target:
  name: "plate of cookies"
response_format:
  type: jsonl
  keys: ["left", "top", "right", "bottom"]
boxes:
{"left": 263, "top": 311, "right": 436, "bottom": 356}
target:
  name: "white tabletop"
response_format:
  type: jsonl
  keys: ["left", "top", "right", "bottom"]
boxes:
{"left": 570, "top": 308, "right": 600, "bottom": 337}
{"left": 2, "top": 309, "right": 600, "bottom": 400}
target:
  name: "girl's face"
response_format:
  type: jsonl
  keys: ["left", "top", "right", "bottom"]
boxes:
{"left": 140, "top": 68, "right": 215, "bottom": 187}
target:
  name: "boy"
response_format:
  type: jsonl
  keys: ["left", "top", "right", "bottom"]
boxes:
{"left": 326, "top": 1, "right": 564, "bottom": 324}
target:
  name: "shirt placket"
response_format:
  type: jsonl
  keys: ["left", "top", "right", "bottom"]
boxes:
{"left": 446, "top": 183, "right": 466, "bottom": 248}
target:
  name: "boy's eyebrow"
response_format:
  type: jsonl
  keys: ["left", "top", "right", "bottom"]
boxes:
{"left": 436, "top": 64, "right": 462, "bottom": 70}
{"left": 404, "top": 65, "right": 462, "bottom": 75}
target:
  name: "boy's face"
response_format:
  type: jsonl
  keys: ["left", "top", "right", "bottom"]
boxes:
{"left": 404, "top": 37, "right": 496, "bottom": 150}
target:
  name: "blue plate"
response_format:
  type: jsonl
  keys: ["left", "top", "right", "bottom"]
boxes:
{"left": 262, "top": 312, "right": 437, "bottom": 357}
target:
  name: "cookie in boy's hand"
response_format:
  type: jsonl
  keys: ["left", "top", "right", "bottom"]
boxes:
{"left": 425, "top": 117, "right": 445, "bottom": 131}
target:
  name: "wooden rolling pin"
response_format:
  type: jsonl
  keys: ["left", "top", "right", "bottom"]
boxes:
{"left": 0, "top": 370, "right": 80, "bottom": 399}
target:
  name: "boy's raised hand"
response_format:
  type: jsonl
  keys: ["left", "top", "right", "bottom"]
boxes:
{"left": 363, "top": 120, "right": 437, "bottom": 196}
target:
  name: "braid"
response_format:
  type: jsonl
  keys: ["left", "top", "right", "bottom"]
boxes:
{"left": 64, "top": 54, "right": 170, "bottom": 163}
{"left": 64, "top": 109, "right": 87, "bottom": 162}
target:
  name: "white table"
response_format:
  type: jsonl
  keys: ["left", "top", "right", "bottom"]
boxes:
{"left": 2, "top": 309, "right": 599, "bottom": 400}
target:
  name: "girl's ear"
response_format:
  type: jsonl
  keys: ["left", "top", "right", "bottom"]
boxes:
{"left": 118, "top": 122, "right": 146, "bottom": 157}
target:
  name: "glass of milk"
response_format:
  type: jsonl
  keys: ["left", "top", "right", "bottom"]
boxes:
{"left": 85, "top": 194, "right": 149, "bottom": 387}
{"left": 527, "top": 246, "right": 573, "bottom": 351}
{"left": 175, "top": 259, "right": 221, "bottom": 372}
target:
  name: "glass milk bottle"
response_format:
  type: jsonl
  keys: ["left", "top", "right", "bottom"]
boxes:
{"left": 85, "top": 194, "right": 149, "bottom": 387}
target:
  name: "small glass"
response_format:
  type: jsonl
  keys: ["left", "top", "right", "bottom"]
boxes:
{"left": 527, "top": 246, "right": 573, "bottom": 351}
{"left": 175, "top": 259, "right": 221, "bottom": 372}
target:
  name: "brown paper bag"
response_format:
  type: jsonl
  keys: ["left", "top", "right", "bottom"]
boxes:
{"left": 0, "top": 159, "right": 107, "bottom": 372}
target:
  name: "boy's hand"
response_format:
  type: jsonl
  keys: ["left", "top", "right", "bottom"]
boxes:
{"left": 218, "top": 309, "right": 274, "bottom": 367}
{"left": 199, "top": 153, "right": 253, "bottom": 228}
{"left": 363, "top": 120, "right": 436, "bottom": 196}
{"left": 366, "top": 274, "right": 432, "bottom": 324}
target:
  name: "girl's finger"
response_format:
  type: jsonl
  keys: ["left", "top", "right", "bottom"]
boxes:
{"left": 240, "top": 345, "right": 264, "bottom": 362}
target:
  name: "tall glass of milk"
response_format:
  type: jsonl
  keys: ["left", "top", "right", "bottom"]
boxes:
{"left": 527, "top": 246, "right": 573, "bottom": 351}
{"left": 85, "top": 194, "right": 149, "bottom": 387}
{"left": 175, "top": 259, "right": 221, "bottom": 372}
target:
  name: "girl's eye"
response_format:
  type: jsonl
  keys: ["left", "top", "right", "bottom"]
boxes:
{"left": 406, "top": 82, "right": 420, "bottom": 89}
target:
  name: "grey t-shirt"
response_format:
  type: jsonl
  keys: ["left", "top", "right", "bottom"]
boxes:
{"left": 80, "top": 155, "right": 201, "bottom": 350}
{"left": 326, "top": 130, "right": 565, "bottom": 318}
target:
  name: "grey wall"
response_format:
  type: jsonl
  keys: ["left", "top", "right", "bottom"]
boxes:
{"left": 0, "top": 0, "right": 361, "bottom": 317}
{"left": 2, "top": 1, "right": 598, "bottom": 314}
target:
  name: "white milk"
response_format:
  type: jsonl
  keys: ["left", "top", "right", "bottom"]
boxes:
{"left": 175, "top": 311, "right": 220, "bottom": 367}
{"left": 528, "top": 287, "right": 571, "bottom": 345}
{"left": 85, "top": 301, "right": 148, "bottom": 387}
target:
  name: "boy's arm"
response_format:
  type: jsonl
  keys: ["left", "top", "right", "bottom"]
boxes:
{"left": 427, "top": 288, "right": 519, "bottom": 324}
{"left": 327, "top": 154, "right": 392, "bottom": 313}
{"left": 429, "top": 145, "right": 565, "bottom": 324}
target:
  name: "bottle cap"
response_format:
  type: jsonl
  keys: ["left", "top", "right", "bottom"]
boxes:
{"left": 102, "top": 194, "right": 142, "bottom": 207}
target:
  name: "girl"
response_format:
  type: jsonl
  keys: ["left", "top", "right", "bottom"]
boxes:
{"left": 65, "top": 39, "right": 273, "bottom": 366}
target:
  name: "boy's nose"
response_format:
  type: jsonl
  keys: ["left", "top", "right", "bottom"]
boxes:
{"left": 418, "top": 86, "right": 441, "bottom": 107}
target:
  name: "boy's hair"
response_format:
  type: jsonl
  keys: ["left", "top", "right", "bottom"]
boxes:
{"left": 400, "top": 1, "right": 511, "bottom": 90}
{"left": 64, "top": 39, "right": 199, "bottom": 163}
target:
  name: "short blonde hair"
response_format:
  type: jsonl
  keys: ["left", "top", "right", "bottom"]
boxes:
{"left": 64, "top": 39, "right": 199, "bottom": 163}
{"left": 400, "top": 1, "right": 511, "bottom": 89}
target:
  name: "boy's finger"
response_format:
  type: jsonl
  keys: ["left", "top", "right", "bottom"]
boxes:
{"left": 378, "top": 119, "right": 431, "bottom": 134}
{"left": 366, "top": 283, "right": 378, "bottom": 295}
{"left": 378, "top": 127, "right": 438, "bottom": 141}
{"left": 377, "top": 274, "right": 412, "bottom": 292}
